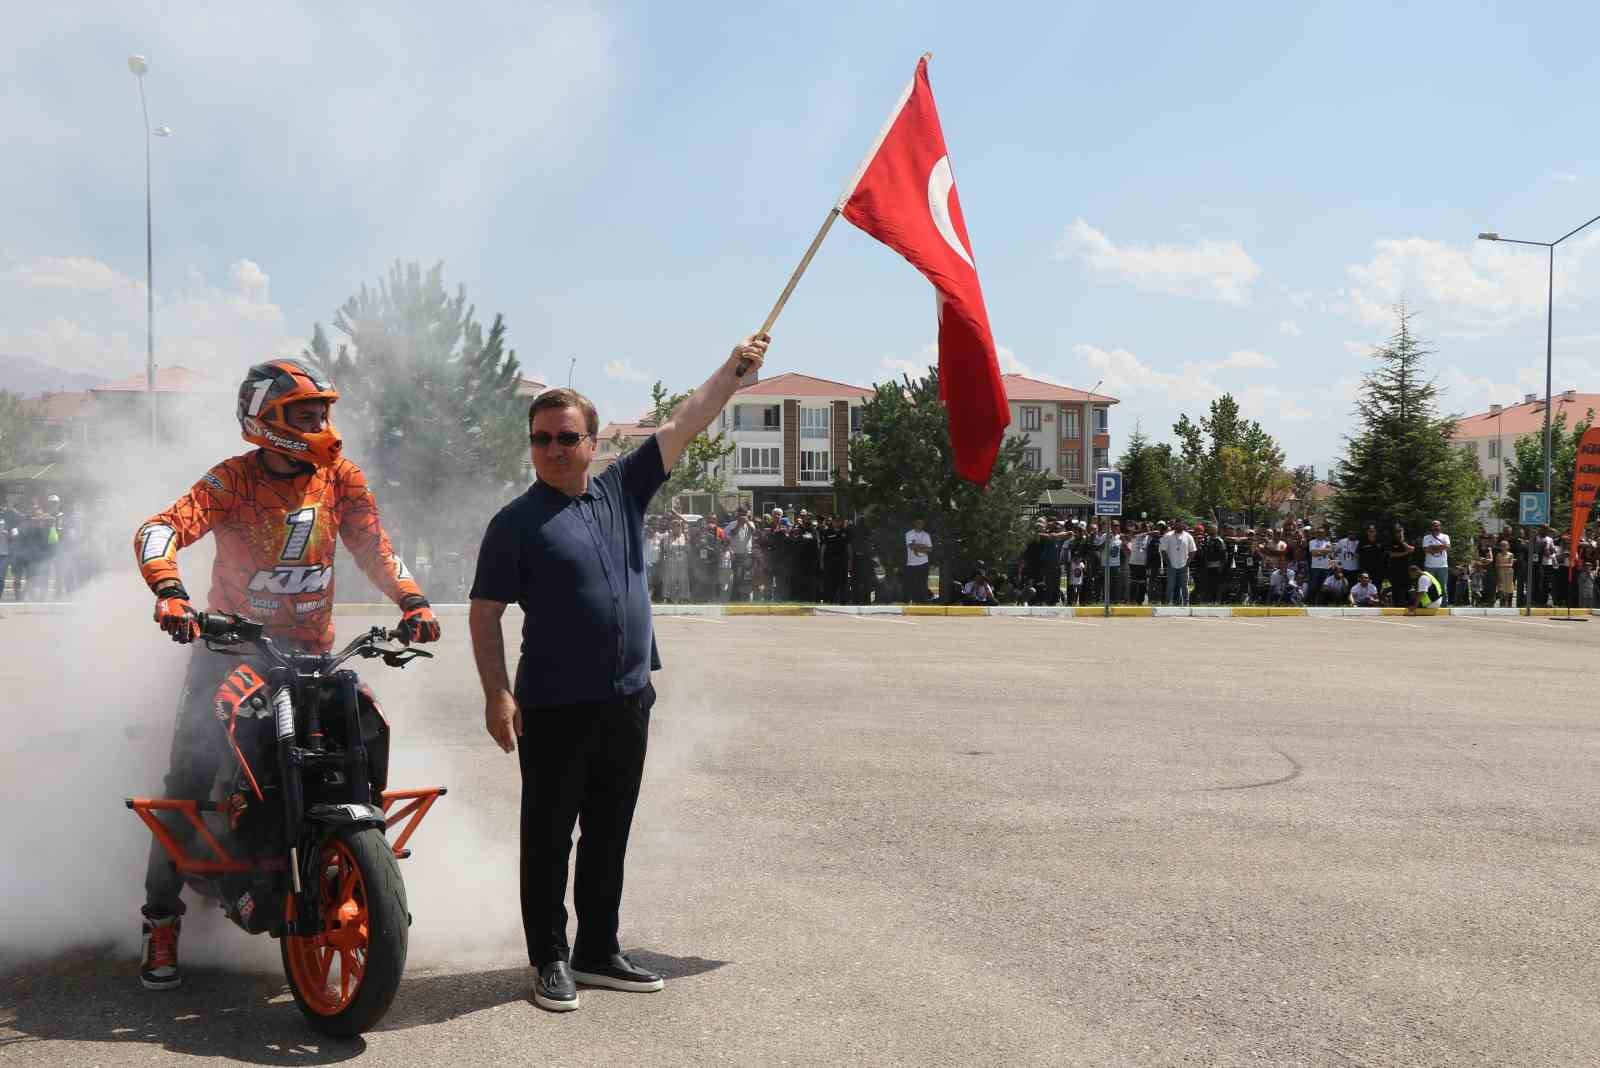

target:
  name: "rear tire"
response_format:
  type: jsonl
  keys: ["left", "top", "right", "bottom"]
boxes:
{"left": 280, "top": 827, "right": 408, "bottom": 1036}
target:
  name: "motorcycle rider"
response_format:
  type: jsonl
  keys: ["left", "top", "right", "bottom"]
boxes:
{"left": 133, "top": 359, "right": 441, "bottom": 991}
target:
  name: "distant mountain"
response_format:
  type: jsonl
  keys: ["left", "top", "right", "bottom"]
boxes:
{"left": 0, "top": 354, "right": 108, "bottom": 396}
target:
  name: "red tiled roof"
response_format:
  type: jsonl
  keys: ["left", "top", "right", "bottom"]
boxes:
{"left": 26, "top": 391, "right": 93, "bottom": 422}
{"left": 1002, "top": 374, "right": 1118, "bottom": 404}
{"left": 90, "top": 365, "right": 231, "bottom": 394}
{"left": 597, "top": 421, "right": 653, "bottom": 441}
{"left": 513, "top": 375, "right": 548, "bottom": 397}
{"left": 1453, "top": 393, "right": 1600, "bottom": 438}
{"left": 733, "top": 372, "right": 872, "bottom": 399}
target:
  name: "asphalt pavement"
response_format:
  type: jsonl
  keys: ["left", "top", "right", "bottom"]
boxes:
{"left": 3, "top": 607, "right": 1599, "bottom": 1066}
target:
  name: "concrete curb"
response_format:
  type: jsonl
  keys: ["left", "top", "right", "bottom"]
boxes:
{"left": 10, "top": 602, "right": 1589, "bottom": 623}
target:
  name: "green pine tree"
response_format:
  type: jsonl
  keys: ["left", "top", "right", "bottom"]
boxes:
{"left": 1117, "top": 423, "right": 1180, "bottom": 522}
{"left": 1330, "top": 305, "right": 1484, "bottom": 548}
{"left": 305, "top": 260, "right": 527, "bottom": 595}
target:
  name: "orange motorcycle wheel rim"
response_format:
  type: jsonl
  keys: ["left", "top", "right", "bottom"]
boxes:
{"left": 283, "top": 839, "right": 370, "bottom": 1015}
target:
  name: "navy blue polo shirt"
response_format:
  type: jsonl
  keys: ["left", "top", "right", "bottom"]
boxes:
{"left": 470, "top": 435, "right": 668, "bottom": 710}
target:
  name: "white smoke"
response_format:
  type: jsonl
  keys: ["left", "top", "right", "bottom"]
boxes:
{"left": 0, "top": 403, "right": 740, "bottom": 979}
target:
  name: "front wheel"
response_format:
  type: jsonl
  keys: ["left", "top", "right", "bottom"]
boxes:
{"left": 280, "top": 827, "right": 408, "bottom": 1036}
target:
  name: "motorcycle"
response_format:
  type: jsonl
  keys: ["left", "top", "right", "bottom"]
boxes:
{"left": 128, "top": 611, "right": 446, "bottom": 1036}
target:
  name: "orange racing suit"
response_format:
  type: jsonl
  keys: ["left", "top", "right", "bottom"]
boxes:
{"left": 135, "top": 450, "right": 423, "bottom": 917}
{"left": 134, "top": 450, "right": 422, "bottom": 652}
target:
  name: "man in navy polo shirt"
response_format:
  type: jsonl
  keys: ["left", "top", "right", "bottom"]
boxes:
{"left": 468, "top": 332, "right": 770, "bottom": 1012}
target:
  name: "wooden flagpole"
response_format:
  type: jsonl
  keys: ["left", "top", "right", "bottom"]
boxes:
{"left": 736, "top": 54, "right": 930, "bottom": 376}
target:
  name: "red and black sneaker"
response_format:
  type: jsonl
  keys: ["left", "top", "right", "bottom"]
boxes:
{"left": 140, "top": 915, "right": 182, "bottom": 990}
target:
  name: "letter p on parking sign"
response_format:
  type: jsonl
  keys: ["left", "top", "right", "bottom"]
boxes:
{"left": 1095, "top": 470, "right": 1122, "bottom": 516}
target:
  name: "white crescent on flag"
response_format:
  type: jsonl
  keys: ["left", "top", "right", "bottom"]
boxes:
{"left": 926, "top": 156, "right": 974, "bottom": 269}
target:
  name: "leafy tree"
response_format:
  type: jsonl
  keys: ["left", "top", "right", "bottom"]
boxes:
{"left": 1495, "top": 407, "right": 1596, "bottom": 529}
{"left": 1117, "top": 423, "right": 1180, "bottom": 521}
{"left": 1330, "top": 305, "right": 1484, "bottom": 548}
{"left": 633, "top": 381, "right": 734, "bottom": 513}
{"left": 839, "top": 367, "right": 1046, "bottom": 597}
{"left": 0, "top": 390, "right": 46, "bottom": 474}
{"left": 306, "top": 260, "right": 527, "bottom": 590}
{"left": 1286, "top": 464, "right": 1318, "bottom": 522}
{"left": 1171, "top": 393, "right": 1286, "bottom": 524}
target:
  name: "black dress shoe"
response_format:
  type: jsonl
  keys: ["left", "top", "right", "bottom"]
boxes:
{"left": 570, "top": 952, "right": 663, "bottom": 992}
{"left": 533, "top": 960, "right": 579, "bottom": 1011}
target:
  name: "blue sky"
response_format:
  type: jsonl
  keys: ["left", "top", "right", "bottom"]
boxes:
{"left": 5, "top": 0, "right": 1600, "bottom": 471}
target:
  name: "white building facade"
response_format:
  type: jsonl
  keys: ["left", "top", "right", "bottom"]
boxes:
{"left": 711, "top": 372, "right": 873, "bottom": 514}
{"left": 999, "top": 374, "right": 1118, "bottom": 492}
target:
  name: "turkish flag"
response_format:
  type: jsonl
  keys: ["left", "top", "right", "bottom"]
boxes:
{"left": 840, "top": 56, "right": 1009, "bottom": 484}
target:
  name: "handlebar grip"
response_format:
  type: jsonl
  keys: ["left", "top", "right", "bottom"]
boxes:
{"left": 196, "top": 611, "right": 237, "bottom": 639}
{"left": 195, "top": 611, "right": 265, "bottom": 642}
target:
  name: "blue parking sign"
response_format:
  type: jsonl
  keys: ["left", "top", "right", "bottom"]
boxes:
{"left": 1095, "top": 470, "right": 1122, "bottom": 516}
{"left": 1519, "top": 491, "right": 1548, "bottom": 526}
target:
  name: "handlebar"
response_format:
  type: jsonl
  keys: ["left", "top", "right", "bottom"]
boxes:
{"left": 194, "top": 611, "right": 431, "bottom": 672}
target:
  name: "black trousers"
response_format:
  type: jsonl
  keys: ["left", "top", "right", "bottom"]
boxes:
{"left": 518, "top": 683, "right": 653, "bottom": 968}
{"left": 903, "top": 563, "right": 930, "bottom": 602}
{"left": 144, "top": 648, "right": 251, "bottom": 917}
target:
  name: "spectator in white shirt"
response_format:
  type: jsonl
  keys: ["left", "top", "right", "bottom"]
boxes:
{"left": 1307, "top": 527, "right": 1334, "bottom": 600}
{"left": 903, "top": 518, "right": 933, "bottom": 603}
{"left": 1349, "top": 572, "right": 1381, "bottom": 607}
{"left": 1334, "top": 527, "right": 1361, "bottom": 575}
{"left": 1422, "top": 519, "right": 1451, "bottom": 606}
{"left": 1535, "top": 525, "right": 1559, "bottom": 607}
{"left": 1315, "top": 564, "right": 1349, "bottom": 605}
{"left": 1160, "top": 519, "right": 1197, "bottom": 606}
{"left": 1129, "top": 526, "right": 1150, "bottom": 605}
{"left": 960, "top": 570, "right": 997, "bottom": 605}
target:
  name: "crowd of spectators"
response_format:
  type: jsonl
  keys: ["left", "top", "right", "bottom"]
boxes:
{"left": 0, "top": 492, "right": 109, "bottom": 602}
{"left": 985, "top": 516, "right": 1600, "bottom": 610}
{"left": 15, "top": 485, "right": 1590, "bottom": 610}
{"left": 638, "top": 504, "right": 1600, "bottom": 609}
{"left": 645, "top": 506, "right": 880, "bottom": 604}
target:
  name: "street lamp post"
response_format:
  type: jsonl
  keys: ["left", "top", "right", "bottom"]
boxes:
{"left": 1478, "top": 213, "right": 1600, "bottom": 613}
{"left": 129, "top": 55, "right": 171, "bottom": 447}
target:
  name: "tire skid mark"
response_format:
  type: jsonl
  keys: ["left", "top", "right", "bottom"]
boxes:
{"left": 1208, "top": 744, "right": 1303, "bottom": 792}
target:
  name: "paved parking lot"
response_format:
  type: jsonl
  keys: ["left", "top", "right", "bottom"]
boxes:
{"left": 3, "top": 606, "right": 1599, "bottom": 1066}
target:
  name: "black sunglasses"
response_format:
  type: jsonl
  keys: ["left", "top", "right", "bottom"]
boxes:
{"left": 529, "top": 431, "right": 593, "bottom": 449}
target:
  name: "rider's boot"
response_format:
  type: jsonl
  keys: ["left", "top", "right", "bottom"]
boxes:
{"left": 140, "top": 913, "right": 182, "bottom": 990}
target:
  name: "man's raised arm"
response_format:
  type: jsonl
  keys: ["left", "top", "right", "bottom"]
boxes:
{"left": 654, "top": 334, "right": 770, "bottom": 472}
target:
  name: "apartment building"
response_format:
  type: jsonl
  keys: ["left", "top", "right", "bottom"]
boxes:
{"left": 712, "top": 371, "right": 873, "bottom": 514}
{"left": 1000, "top": 374, "right": 1118, "bottom": 491}
{"left": 1452, "top": 388, "right": 1600, "bottom": 531}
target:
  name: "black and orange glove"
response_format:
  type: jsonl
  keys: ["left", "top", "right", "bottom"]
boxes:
{"left": 153, "top": 586, "right": 200, "bottom": 644}
{"left": 398, "top": 595, "right": 441, "bottom": 644}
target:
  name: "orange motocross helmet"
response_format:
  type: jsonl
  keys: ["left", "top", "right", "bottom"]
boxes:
{"left": 237, "top": 359, "right": 343, "bottom": 466}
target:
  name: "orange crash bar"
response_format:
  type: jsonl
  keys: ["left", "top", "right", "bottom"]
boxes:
{"left": 380, "top": 787, "right": 448, "bottom": 858}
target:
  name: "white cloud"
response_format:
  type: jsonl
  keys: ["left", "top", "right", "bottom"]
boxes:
{"left": 1278, "top": 320, "right": 1302, "bottom": 336}
{"left": 1342, "top": 340, "right": 1372, "bottom": 357}
{"left": 2, "top": 256, "right": 131, "bottom": 294}
{"left": 1073, "top": 342, "right": 1312, "bottom": 445}
{"left": 876, "top": 357, "right": 925, "bottom": 380}
{"left": 1343, "top": 234, "right": 1600, "bottom": 332}
{"left": 0, "top": 252, "right": 301, "bottom": 380}
{"left": 877, "top": 342, "right": 1071, "bottom": 387}
{"left": 602, "top": 359, "right": 655, "bottom": 385}
{"left": 1213, "top": 349, "right": 1276, "bottom": 371}
{"left": 1056, "top": 218, "right": 1262, "bottom": 304}
{"left": 1, "top": 5, "right": 621, "bottom": 301}
{"left": 229, "top": 259, "right": 271, "bottom": 303}
{"left": 1554, "top": 171, "right": 1580, "bottom": 184}
{"left": 996, "top": 345, "right": 1029, "bottom": 376}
